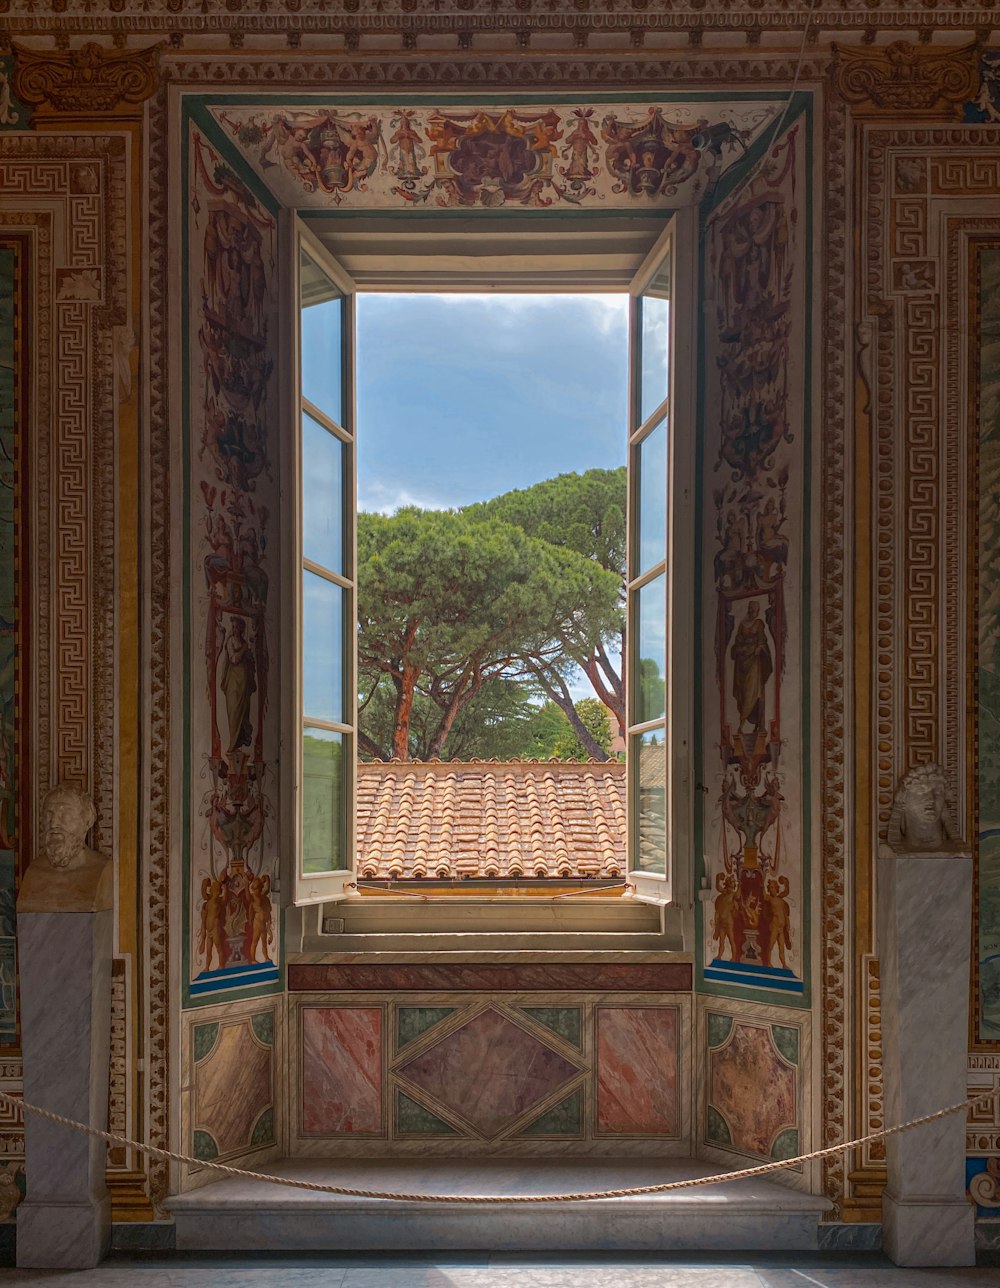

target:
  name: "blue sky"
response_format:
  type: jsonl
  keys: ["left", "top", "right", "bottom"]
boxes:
{"left": 356, "top": 293, "right": 629, "bottom": 513}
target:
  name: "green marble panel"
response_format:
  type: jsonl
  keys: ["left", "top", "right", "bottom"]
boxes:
{"left": 193, "top": 1022, "right": 220, "bottom": 1063}
{"left": 396, "top": 1091, "right": 459, "bottom": 1136}
{"left": 396, "top": 1007, "right": 455, "bottom": 1050}
{"left": 250, "top": 1105, "right": 275, "bottom": 1147}
{"left": 771, "top": 1127, "right": 799, "bottom": 1161}
{"left": 706, "top": 1104, "right": 732, "bottom": 1147}
{"left": 519, "top": 1007, "right": 582, "bottom": 1050}
{"left": 193, "top": 1129, "right": 219, "bottom": 1161}
{"left": 707, "top": 1013, "right": 733, "bottom": 1050}
{"left": 251, "top": 1010, "right": 275, "bottom": 1047}
{"left": 520, "top": 1087, "right": 583, "bottom": 1136}
{"left": 770, "top": 1023, "right": 799, "bottom": 1066}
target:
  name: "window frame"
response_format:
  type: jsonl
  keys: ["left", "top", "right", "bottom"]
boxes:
{"left": 283, "top": 209, "right": 697, "bottom": 939}
{"left": 283, "top": 215, "right": 359, "bottom": 907}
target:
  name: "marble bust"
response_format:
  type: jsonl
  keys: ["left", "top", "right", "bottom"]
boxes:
{"left": 884, "top": 762, "right": 962, "bottom": 855}
{"left": 17, "top": 785, "right": 112, "bottom": 913}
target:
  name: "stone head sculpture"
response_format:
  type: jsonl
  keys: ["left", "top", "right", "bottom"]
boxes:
{"left": 39, "top": 784, "right": 98, "bottom": 870}
{"left": 885, "top": 762, "right": 960, "bottom": 853}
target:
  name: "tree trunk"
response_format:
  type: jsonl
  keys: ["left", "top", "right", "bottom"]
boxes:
{"left": 530, "top": 664, "right": 610, "bottom": 762}
{"left": 392, "top": 665, "right": 419, "bottom": 760}
{"left": 426, "top": 667, "right": 482, "bottom": 760}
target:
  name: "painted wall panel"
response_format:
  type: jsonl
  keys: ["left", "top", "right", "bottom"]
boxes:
{"left": 697, "top": 112, "right": 811, "bottom": 1005}
{"left": 185, "top": 122, "right": 283, "bottom": 1006}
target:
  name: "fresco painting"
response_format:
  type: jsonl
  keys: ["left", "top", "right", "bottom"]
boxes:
{"left": 188, "top": 129, "right": 280, "bottom": 1001}
{"left": 702, "top": 122, "right": 807, "bottom": 998}
{"left": 976, "top": 245, "right": 1000, "bottom": 1042}
{"left": 212, "top": 102, "right": 775, "bottom": 211}
{"left": 0, "top": 245, "right": 18, "bottom": 1045}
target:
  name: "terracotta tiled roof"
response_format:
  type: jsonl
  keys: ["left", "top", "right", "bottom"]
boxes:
{"left": 356, "top": 760, "right": 627, "bottom": 880}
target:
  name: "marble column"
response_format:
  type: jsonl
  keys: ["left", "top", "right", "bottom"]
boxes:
{"left": 15, "top": 908, "right": 113, "bottom": 1268}
{"left": 878, "top": 850, "right": 975, "bottom": 1268}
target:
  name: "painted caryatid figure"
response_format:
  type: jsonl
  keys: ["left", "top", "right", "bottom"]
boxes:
{"left": 885, "top": 761, "right": 962, "bottom": 853}
{"left": 220, "top": 616, "right": 256, "bottom": 755}
{"left": 731, "top": 599, "right": 772, "bottom": 733}
{"left": 18, "top": 784, "right": 111, "bottom": 913}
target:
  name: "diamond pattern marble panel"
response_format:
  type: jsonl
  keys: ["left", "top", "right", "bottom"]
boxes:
{"left": 397, "top": 1007, "right": 580, "bottom": 1138}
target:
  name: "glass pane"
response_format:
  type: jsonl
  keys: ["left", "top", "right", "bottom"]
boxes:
{"left": 303, "top": 569, "right": 346, "bottom": 724}
{"left": 635, "top": 418, "right": 667, "bottom": 576}
{"left": 300, "top": 250, "right": 343, "bottom": 423}
{"left": 302, "top": 728, "right": 346, "bottom": 874}
{"left": 631, "top": 728, "right": 666, "bottom": 874}
{"left": 639, "top": 262, "right": 671, "bottom": 422}
{"left": 634, "top": 574, "right": 666, "bottom": 725}
{"left": 303, "top": 411, "right": 347, "bottom": 575}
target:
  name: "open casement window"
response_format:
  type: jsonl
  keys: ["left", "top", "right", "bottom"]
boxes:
{"left": 627, "top": 210, "right": 695, "bottom": 908}
{"left": 285, "top": 209, "right": 694, "bottom": 913}
{"left": 288, "top": 217, "right": 358, "bottom": 905}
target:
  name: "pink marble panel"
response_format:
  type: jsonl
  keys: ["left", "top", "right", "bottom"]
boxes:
{"left": 398, "top": 1008, "right": 579, "bottom": 1138}
{"left": 300, "top": 1006, "right": 383, "bottom": 1136}
{"left": 709, "top": 1020, "right": 796, "bottom": 1158}
{"left": 596, "top": 1006, "right": 678, "bottom": 1136}
{"left": 194, "top": 1019, "right": 272, "bottom": 1156}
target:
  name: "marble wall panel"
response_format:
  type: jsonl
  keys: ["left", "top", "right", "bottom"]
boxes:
{"left": 595, "top": 1006, "right": 680, "bottom": 1137}
{"left": 300, "top": 1005, "right": 384, "bottom": 1137}
{"left": 289, "top": 991, "right": 691, "bottom": 1158}
{"left": 190, "top": 1008, "right": 276, "bottom": 1165}
{"left": 288, "top": 962, "right": 692, "bottom": 992}
{"left": 696, "top": 996, "right": 811, "bottom": 1190}
{"left": 395, "top": 1007, "right": 581, "bottom": 1139}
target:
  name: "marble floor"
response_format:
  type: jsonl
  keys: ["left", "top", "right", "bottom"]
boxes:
{"left": 1, "top": 1254, "right": 1000, "bottom": 1286}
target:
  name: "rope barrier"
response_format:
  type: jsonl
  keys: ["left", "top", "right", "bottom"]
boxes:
{"left": 0, "top": 1087, "right": 994, "bottom": 1205}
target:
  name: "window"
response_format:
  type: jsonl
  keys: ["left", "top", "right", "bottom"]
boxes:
{"left": 288, "top": 212, "right": 695, "bottom": 914}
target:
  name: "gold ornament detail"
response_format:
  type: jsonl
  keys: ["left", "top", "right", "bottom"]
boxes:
{"left": 831, "top": 40, "right": 981, "bottom": 115}
{"left": 12, "top": 41, "right": 163, "bottom": 113}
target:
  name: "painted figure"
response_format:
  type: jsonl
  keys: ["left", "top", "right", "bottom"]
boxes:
{"left": 198, "top": 876, "right": 229, "bottom": 972}
{"left": 220, "top": 617, "right": 256, "bottom": 754}
{"left": 762, "top": 876, "right": 791, "bottom": 969}
{"left": 731, "top": 600, "right": 772, "bottom": 733}
{"left": 245, "top": 873, "right": 274, "bottom": 964}
{"left": 713, "top": 871, "right": 739, "bottom": 961}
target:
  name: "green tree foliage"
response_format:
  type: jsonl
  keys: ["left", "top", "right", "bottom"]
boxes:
{"left": 467, "top": 468, "right": 627, "bottom": 748}
{"left": 357, "top": 506, "right": 620, "bottom": 762}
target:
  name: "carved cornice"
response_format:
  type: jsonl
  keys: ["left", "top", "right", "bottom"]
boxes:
{"left": 831, "top": 39, "right": 981, "bottom": 116}
{"left": 12, "top": 40, "right": 162, "bottom": 113}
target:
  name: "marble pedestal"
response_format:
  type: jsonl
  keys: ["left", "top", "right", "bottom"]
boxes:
{"left": 877, "top": 851, "right": 975, "bottom": 1268}
{"left": 16, "top": 909, "right": 112, "bottom": 1269}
